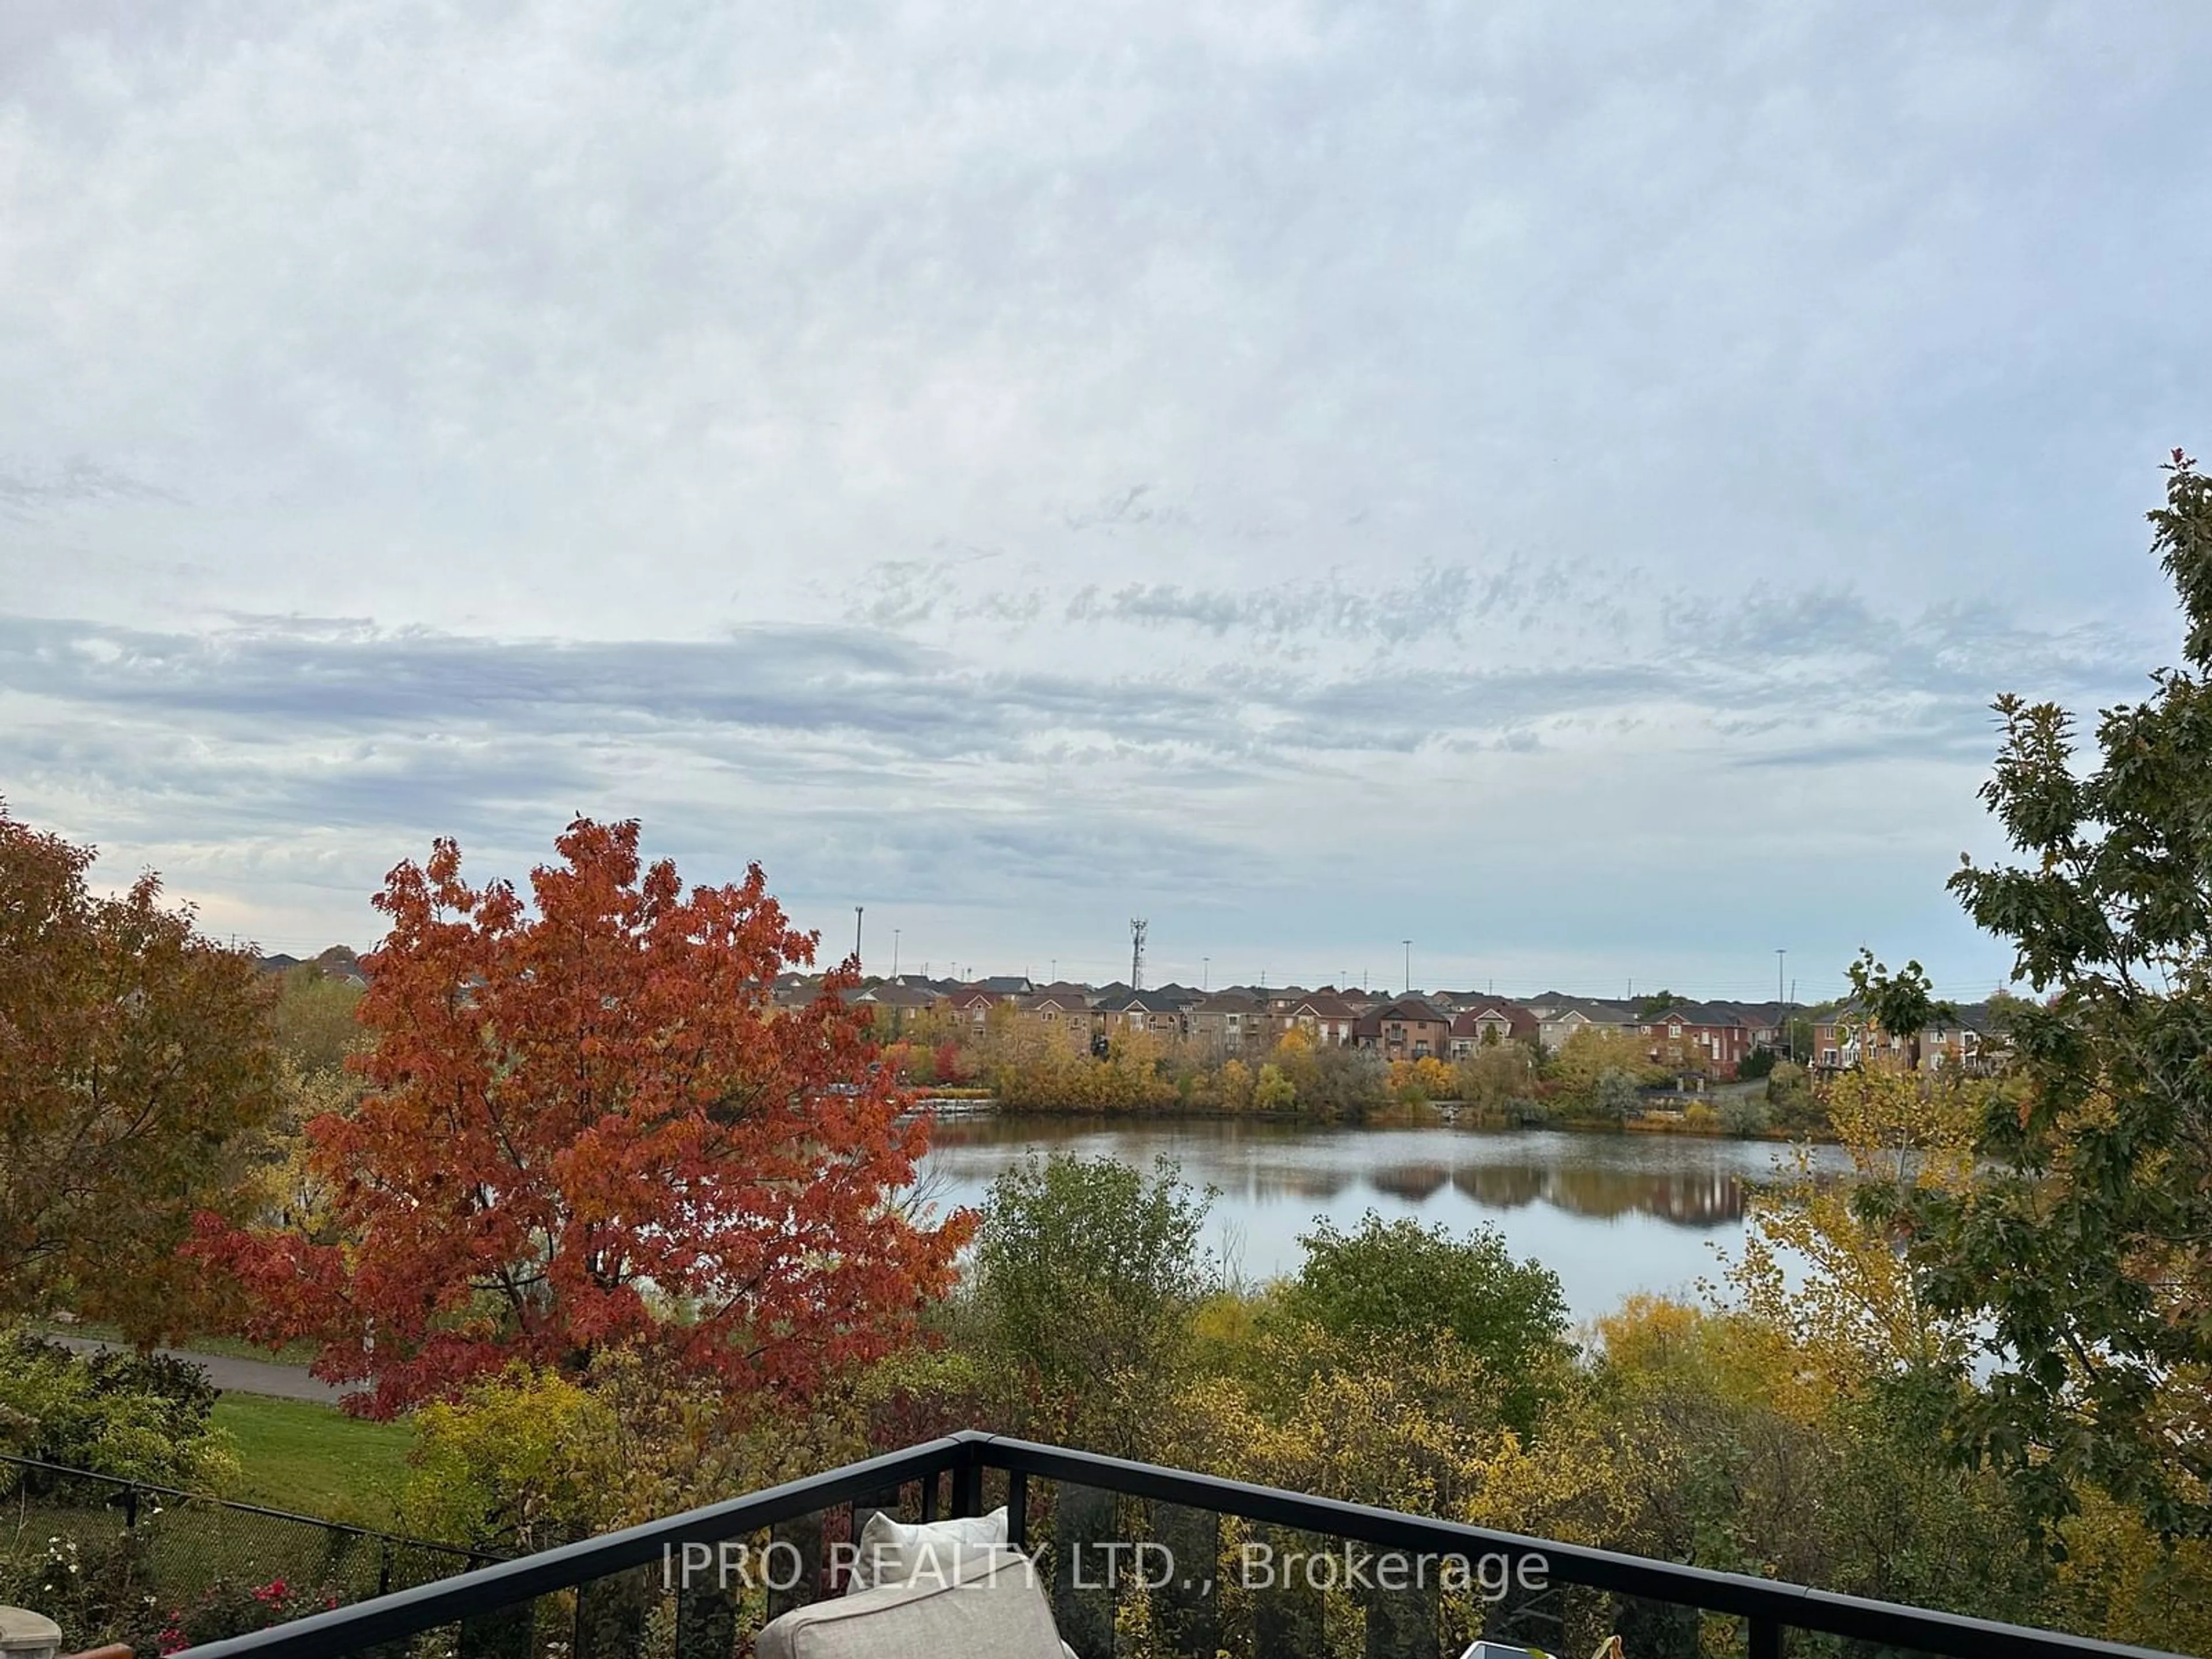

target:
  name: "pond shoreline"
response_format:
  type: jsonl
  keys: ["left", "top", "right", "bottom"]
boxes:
{"left": 911, "top": 1096, "right": 1832, "bottom": 1143}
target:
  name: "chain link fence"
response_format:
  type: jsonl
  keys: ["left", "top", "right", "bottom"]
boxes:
{"left": 0, "top": 1452, "right": 495, "bottom": 1647}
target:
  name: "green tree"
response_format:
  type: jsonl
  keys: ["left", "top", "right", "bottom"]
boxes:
{"left": 1547, "top": 1025, "right": 1657, "bottom": 1105}
{"left": 1284, "top": 1211, "right": 1569, "bottom": 1430}
{"left": 267, "top": 964, "right": 366, "bottom": 1075}
{"left": 0, "top": 805, "right": 282, "bottom": 1341}
{"left": 1907, "top": 452, "right": 2212, "bottom": 1540}
{"left": 969, "top": 1153, "right": 1216, "bottom": 1443}
{"left": 1846, "top": 949, "right": 1956, "bottom": 1072}
{"left": 1455, "top": 1043, "right": 1537, "bottom": 1118}
{"left": 1592, "top": 1067, "right": 1641, "bottom": 1120}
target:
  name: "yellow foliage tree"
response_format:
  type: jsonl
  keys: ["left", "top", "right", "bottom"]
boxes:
{"left": 1720, "top": 1067, "right": 1982, "bottom": 1390}
{"left": 1548, "top": 1027, "right": 1657, "bottom": 1099}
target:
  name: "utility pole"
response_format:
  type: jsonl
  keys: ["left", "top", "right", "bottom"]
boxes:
{"left": 1202, "top": 956, "right": 1210, "bottom": 991}
{"left": 1775, "top": 949, "right": 1786, "bottom": 1053}
{"left": 1130, "top": 919, "right": 1147, "bottom": 992}
{"left": 854, "top": 906, "right": 863, "bottom": 968}
{"left": 1403, "top": 940, "right": 1411, "bottom": 995}
{"left": 892, "top": 928, "right": 900, "bottom": 978}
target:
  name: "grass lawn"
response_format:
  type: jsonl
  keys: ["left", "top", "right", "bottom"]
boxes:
{"left": 213, "top": 1395, "right": 415, "bottom": 1530}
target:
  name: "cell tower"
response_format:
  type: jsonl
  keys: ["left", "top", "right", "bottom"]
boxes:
{"left": 1130, "top": 918, "right": 1148, "bottom": 991}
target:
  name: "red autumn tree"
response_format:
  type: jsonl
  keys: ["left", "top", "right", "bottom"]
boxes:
{"left": 196, "top": 818, "right": 972, "bottom": 1417}
{"left": 933, "top": 1041, "right": 964, "bottom": 1085}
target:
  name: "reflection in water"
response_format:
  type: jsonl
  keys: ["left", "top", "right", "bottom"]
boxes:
{"left": 1371, "top": 1162, "right": 1453, "bottom": 1203}
{"left": 1450, "top": 1162, "right": 1744, "bottom": 1224}
{"left": 928, "top": 1116, "right": 1753, "bottom": 1226}
{"left": 1243, "top": 1164, "right": 1354, "bottom": 1203}
{"left": 917, "top": 1113, "right": 1831, "bottom": 1323}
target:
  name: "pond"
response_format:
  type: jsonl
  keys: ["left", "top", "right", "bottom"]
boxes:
{"left": 913, "top": 1113, "right": 1844, "bottom": 1327}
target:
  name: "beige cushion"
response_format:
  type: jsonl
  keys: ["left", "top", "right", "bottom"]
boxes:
{"left": 849, "top": 1505, "right": 1009, "bottom": 1590}
{"left": 759, "top": 1543, "right": 1069, "bottom": 1659}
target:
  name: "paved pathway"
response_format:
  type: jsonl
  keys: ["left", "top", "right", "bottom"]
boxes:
{"left": 46, "top": 1333, "right": 346, "bottom": 1404}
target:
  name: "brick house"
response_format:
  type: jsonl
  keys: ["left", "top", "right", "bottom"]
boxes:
{"left": 1639, "top": 1001, "right": 1751, "bottom": 1080}
{"left": 1448, "top": 999, "right": 1539, "bottom": 1058}
{"left": 1271, "top": 989, "right": 1361, "bottom": 1048}
{"left": 1353, "top": 997, "right": 1455, "bottom": 1059}
{"left": 945, "top": 987, "right": 1004, "bottom": 1029}
{"left": 1812, "top": 1001, "right": 1999, "bottom": 1074}
{"left": 1016, "top": 989, "right": 1096, "bottom": 1051}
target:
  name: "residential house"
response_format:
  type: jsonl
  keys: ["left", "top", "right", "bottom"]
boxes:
{"left": 1353, "top": 996, "right": 1455, "bottom": 1059}
{"left": 1096, "top": 991, "right": 1188, "bottom": 1044}
{"left": 1271, "top": 988, "right": 1362, "bottom": 1048}
{"left": 1523, "top": 995, "right": 1641, "bottom": 1056}
{"left": 945, "top": 987, "right": 1005, "bottom": 1030}
{"left": 1813, "top": 1001, "right": 2001, "bottom": 1074}
{"left": 1015, "top": 988, "right": 1096, "bottom": 1051}
{"left": 1448, "top": 999, "right": 1539, "bottom": 1058}
{"left": 1187, "top": 990, "right": 1269, "bottom": 1056}
{"left": 851, "top": 982, "right": 949, "bottom": 1036}
{"left": 1638, "top": 1001, "right": 1752, "bottom": 1080}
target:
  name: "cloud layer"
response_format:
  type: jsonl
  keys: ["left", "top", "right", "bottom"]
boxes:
{"left": 2, "top": 0, "right": 2205, "bottom": 995}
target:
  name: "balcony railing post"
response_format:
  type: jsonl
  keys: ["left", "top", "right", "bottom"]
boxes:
{"left": 1749, "top": 1615, "right": 1785, "bottom": 1659}
{"left": 951, "top": 1450, "right": 984, "bottom": 1520}
{"left": 1006, "top": 1469, "right": 1029, "bottom": 1551}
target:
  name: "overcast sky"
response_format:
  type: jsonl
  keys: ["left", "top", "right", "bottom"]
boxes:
{"left": 4, "top": 0, "right": 2207, "bottom": 1002}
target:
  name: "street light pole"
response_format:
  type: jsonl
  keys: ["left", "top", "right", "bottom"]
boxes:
{"left": 1203, "top": 956, "right": 1210, "bottom": 991}
{"left": 1403, "top": 940, "right": 1412, "bottom": 995}
{"left": 892, "top": 929, "right": 900, "bottom": 979}
{"left": 1775, "top": 948, "right": 1786, "bottom": 1052}
{"left": 855, "top": 906, "right": 864, "bottom": 968}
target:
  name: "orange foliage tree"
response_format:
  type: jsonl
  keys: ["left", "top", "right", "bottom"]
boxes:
{"left": 196, "top": 819, "right": 972, "bottom": 1416}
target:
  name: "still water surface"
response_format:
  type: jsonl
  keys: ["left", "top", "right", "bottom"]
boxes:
{"left": 915, "top": 1115, "right": 1844, "bottom": 1325}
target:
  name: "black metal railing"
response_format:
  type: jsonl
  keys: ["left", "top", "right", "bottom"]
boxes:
{"left": 169, "top": 1431, "right": 2187, "bottom": 1659}
{"left": 1, "top": 1452, "right": 494, "bottom": 1646}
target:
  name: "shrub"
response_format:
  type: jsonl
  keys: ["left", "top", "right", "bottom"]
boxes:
{"left": 1285, "top": 1212, "right": 1569, "bottom": 1430}
{"left": 969, "top": 1154, "right": 1215, "bottom": 1438}
{"left": 397, "top": 1365, "right": 621, "bottom": 1554}
{"left": 1718, "top": 1093, "right": 1774, "bottom": 1137}
{"left": 0, "top": 1330, "right": 236, "bottom": 1488}
{"left": 1592, "top": 1067, "right": 1641, "bottom": 1120}
{"left": 137, "top": 1575, "right": 341, "bottom": 1656}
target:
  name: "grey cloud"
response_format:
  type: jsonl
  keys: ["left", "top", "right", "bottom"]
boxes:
{"left": 1056, "top": 560, "right": 1540, "bottom": 648}
{"left": 0, "top": 457, "right": 179, "bottom": 517}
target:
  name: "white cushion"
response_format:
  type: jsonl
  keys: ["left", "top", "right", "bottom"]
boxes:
{"left": 849, "top": 1505, "right": 1009, "bottom": 1590}
{"left": 760, "top": 1543, "right": 1068, "bottom": 1659}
